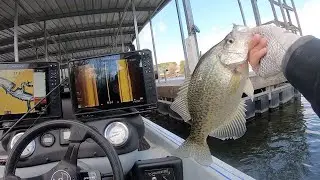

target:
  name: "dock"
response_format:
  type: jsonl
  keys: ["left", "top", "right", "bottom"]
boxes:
{"left": 155, "top": 71, "right": 300, "bottom": 121}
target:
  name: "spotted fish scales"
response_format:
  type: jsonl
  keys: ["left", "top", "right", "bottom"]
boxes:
{"left": 170, "top": 24, "right": 254, "bottom": 166}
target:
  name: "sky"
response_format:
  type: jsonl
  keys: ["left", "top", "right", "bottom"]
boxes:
{"left": 133, "top": 0, "right": 319, "bottom": 65}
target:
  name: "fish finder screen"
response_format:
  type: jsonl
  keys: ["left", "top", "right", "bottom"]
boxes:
{"left": 0, "top": 68, "right": 47, "bottom": 116}
{"left": 72, "top": 54, "right": 146, "bottom": 111}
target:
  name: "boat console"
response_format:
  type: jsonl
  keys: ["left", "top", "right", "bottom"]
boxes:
{"left": 0, "top": 49, "right": 184, "bottom": 180}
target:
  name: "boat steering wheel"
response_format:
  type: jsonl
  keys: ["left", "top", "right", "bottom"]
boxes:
{"left": 3, "top": 120, "right": 124, "bottom": 180}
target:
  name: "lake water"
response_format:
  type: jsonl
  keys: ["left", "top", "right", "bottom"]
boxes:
{"left": 144, "top": 96, "right": 320, "bottom": 180}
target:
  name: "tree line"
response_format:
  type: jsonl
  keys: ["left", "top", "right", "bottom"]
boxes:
{"left": 153, "top": 60, "right": 185, "bottom": 77}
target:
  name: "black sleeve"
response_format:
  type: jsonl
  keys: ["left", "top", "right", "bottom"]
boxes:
{"left": 283, "top": 36, "right": 320, "bottom": 117}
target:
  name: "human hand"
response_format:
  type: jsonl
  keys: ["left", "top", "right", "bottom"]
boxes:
{"left": 248, "top": 34, "right": 267, "bottom": 69}
{"left": 248, "top": 25, "right": 300, "bottom": 78}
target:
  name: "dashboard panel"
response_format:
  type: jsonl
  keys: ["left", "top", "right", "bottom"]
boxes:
{"left": 1, "top": 114, "right": 144, "bottom": 168}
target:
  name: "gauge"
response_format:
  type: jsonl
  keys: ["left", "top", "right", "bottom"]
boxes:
{"left": 104, "top": 122, "right": 129, "bottom": 147}
{"left": 10, "top": 132, "right": 35, "bottom": 158}
{"left": 40, "top": 133, "right": 55, "bottom": 147}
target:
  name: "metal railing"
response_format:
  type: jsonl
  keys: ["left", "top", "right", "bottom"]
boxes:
{"left": 249, "top": 0, "right": 302, "bottom": 35}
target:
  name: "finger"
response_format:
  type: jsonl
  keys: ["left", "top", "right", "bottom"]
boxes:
{"left": 248, "top": 37, "right": 266, "bottom": 66}
{"left": 248, "top": 34, "right": 261, "bottom": 50}
{"left": 255, "top": 47, "right": 267, "bottom": 60}
{"left": 249, "top": 47, "right": 267, "bottom": 67}
{"left": 255, "top": 37, "right": 267, "bottom": 50}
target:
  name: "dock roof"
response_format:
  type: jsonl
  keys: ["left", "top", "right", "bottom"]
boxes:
{"left": 0, "top": 0, "right": 170, "bottom": 62}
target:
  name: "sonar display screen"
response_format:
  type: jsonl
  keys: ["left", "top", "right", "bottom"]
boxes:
{"left": 71, "top": 54, "right": 146, "bottom": 111}
{"left": 0, "top": 67, "right": 47, "bottom": 116}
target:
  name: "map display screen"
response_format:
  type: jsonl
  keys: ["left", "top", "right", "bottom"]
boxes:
{"left": 0, "top": 67, "right": 47, "bottom": 116}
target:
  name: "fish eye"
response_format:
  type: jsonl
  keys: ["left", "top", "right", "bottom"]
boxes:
{"left": 227, "top": 39, "right": 234, "bottom": 44}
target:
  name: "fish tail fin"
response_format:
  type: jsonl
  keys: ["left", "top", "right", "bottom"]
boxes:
{"left": 173, "top": 137, "right": 213, "bottom": 166}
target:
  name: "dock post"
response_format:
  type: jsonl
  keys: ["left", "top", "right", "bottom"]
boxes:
{"left": 290, "top": 0, "right": 303, "bottom": 35}
{"left": 174, "top": 0, "right": 190, "bottom": 77}
{"left": 278, "top": 0, "right": 289, "bottom": 29}
{"left": 237, "top": 0, "right": 247, "bottom": 26}
{"left": 149, "top": 17, "right": 160, "bottom": 83}
{"left": 181, "top": 0, "right": 200, "bottom": 75}
{"left": 44, "top": 21, "right": 48, "bottom": 61}
{"left": 132, "top": 0, "right": 140, "bottom": 50}
{"left": 269, "top": 0, "right": 279, "bottom": 26}
{"left": 181, "top": 0, "right": 200, "bottom": 58}
{"left": 113, "top": 36, "right": 117, "bottom": 52}
{"left": 58, "top": 35, "right": 62, "bottom": 63}
{"left": 121, "top": 28, "right": 125, "bottom": 52}
{"left": 251, "top": 0, "right": 262, "bottom": 26}
{"left": 164, "top": 70, "right": 167, "bottom": 82}
{"left": 267, "top": 86, "right": 272, "bottom": 100}
{"left": 14, "top": 0, "right": 19, "bottom": 62}
{"left": 36, "top": 47, "right": 38, "bottom": 60}
{"left": 120, "top": 13, "right": 125, "bottom": 52}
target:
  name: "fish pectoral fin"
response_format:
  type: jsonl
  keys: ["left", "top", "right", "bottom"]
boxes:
{"left": 170, "top": 76, "right": 191, "bottom": 122}
{"left": 243, "top": 78, "right": 254, "bottom": 101}
{"left": 209, "top": 99, "right": 247, "bottom": 140}
{"left": 172, "top": 137, "right": 213, "bottom": 166}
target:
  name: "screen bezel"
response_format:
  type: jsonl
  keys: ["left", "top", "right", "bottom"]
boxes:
{"left": 68, "top": 49, "right": 158, "bottom": 117}
{"left": 0, "top": 62, "right": 63, "bottom": 122}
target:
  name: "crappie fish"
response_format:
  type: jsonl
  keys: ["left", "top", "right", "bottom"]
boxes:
{"left": 170, "top": 24, "right": 254, "bottom": 166}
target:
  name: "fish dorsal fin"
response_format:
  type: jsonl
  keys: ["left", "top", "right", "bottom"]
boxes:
{"left": 243, "top": 78, "right": 254, "bottom": 101}
{"left": 209, "top": 99, "right": 247, "bottom": 140}
{"left": 170, "top": 76, "right": 192, "bottom": 122}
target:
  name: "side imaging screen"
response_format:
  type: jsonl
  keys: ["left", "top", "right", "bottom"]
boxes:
{"left": 69, "top": 50, "right": 157, "bottom": 115}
